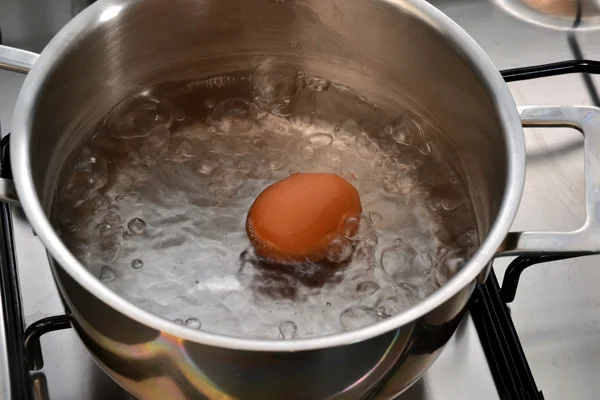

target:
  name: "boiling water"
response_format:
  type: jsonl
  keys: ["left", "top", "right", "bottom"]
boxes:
{"left": 52, "top": 63, "right": 478, "bottom": 339}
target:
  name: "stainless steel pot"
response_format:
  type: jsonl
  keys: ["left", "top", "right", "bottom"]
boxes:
{"left": 1, "top": 0, "right": 599, "bottom": 399}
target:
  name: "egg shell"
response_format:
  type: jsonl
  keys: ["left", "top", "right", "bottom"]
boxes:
{"left": 246, "top": 173, "right": 362, "bottom": 264}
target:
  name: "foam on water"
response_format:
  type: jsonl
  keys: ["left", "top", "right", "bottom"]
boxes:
{"left": 52, "top": 63, "right": 478, "bottom": 339}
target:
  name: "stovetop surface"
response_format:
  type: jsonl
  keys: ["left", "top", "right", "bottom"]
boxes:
{"left": 2, "top": 1, "right": 600, "bottom": 399}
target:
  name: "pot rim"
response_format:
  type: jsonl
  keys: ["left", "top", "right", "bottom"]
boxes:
{"left": 11, "top": 0, "right": 525, "bottom": 352}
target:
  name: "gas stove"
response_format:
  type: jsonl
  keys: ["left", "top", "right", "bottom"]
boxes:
{"left": 2, "top": 1, "right": 600, "bottom": 399}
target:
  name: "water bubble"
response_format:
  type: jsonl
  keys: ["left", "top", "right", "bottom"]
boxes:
{"left": 341, "top": 167, "right": 359, "bottom": 181}
{"left": 418, "top": 142, "right": 432, "bottom": 155}
{"left": 236, "top": 261, "right": 257, "bottom": 287}
{"left": 343, "top": 216, "right": 360, "bottom": 238}
{"left": 441, "top": 198, "right": 463, "bottom": 211}
{"left": 102, "top": 211, "right": 121, "bottom": 225}
{"left": 185, "top": 318, "right": 202, "bottom": 329}
{"left": 58, "top": 150, "right": 108, "bottom": 208}
{"left": 102, "top": 244, "right": 121, "bottom": 264}
{"left": 90, "top": 193, "right": 111, "bottom": 212}
{"left": 335, "top": 119, "right": 362, "bottom": 141}
{"left": 97, "top": 224, "right": 113, "bottom": 237}
{"left": 66, "top": 224, "right": 78, "bottom": 233}
{"left": 427, "top": 197, "right": 442, "bottom": 212}
{"left": 415, "top": 251, "right": 434, "bottom": 271}
{"left": 301, "top": 144, "right": 316, "bottom": 160}
{"left": 173, "top": 318, "right": 184, "bottom": 325}
{"left": 208, "top": 132, "right": 227, "bottom": 149}
{"left": 398, "top": 174, "right": 416, "bottom": 194}
{"left": 253, "top": 160, "right": 270, "bottom": 178}
{"left": 217, "top": 154, "right": 236, "bottom": 168}
{"left": 376, "top": 295, "right": 402, "bottom": 317}
{"left": 105, "top": 96, "right": 173, "bottom": 139}
{"left": 397, "top": 281, "right": 421, "bottom": 299}
{"left": 408, "top": 118, "right": 424, "bottom": 136}
{"left": 135, "top": 165, "right": 153, "bottom": 182}
{"left": 296, "top": 71, "right": 306, "bottom": 89}
{"left": 368, "top": 212, "right": 382, "bottom": 226}
{"left": 204, "top": 98, "right": 216, "bottom": 109}
{"left": 355, "top": 218, "right": 378, "bottom": 246}
{"left": 278, "top": 321, "right": 298, "bottom": 339}
{"left": 300, "top": 115, "right": 313, "bottom": 129}
{"left": 123, "top": 231, "right": 132, "bottom": 240}
{"left": 131, "top": 259, "right": 143, "bottom": 269}
{"left": 139, "top": 144, "right": 155, "bottom": 160}
{"left": 145, "top": 126, "right": 171, "bottom": 148}
{"left": 381, "top": 176, "right": 400, "bottom": 194}
{"left": 393, "top": 132, "right": 409, "bottom": 146}
{"left": 218, "top": 171, "right": 245, "bottom": 192}
{"left": 172, "top": 140, "right": 195, "bottom": 163}
{"left": 355, "top": 134, "right": 380, "bottom": 159}
{"left": 114, "top": 225, "right": 125, "bottom": 236}
{"left": 386, "top": 115, "right": 423, "bottom": 146}
{"left": 128, "top": 218, "right": 147, "bottom": 235}
{"left": 250, "top": 137, "right": 269, "bottom": 149}
{"left": 458, "top": 229, "right": 478, "bottom": 248}
{"left": 252, "top": 63, "right": 298, "bottom": 104}
{"left": 288, "top": 86, "right": 315, "bottom": 129}
{"left": 100, "top": 266, "right": 116, "bottom": 283}
{"left": 356, "top": 281, "right": 380, "bottom": 296}
{"left": 128, "top": 151, "right": 141, "bottom": 166}
{"left": 354, "top": 244, "right": 376, "bottom": 268}
{"left": 266, "top": 152, "right": 288, "bottom": 170}
{"left": 307, "top": 78, "right": 331, "bottom": 91}
{"left": 233, "top": 143, "right": 251, "bottom": 157}
{"left": 309, "top": 133, "right": 333, "bottom": 149}
{"left": 174, "top": 109, "right": 186, "bottom": 121}
{"left": 197, "top": 160, "right": 217, "bottom": 175}
{"left": 435, "top": 254, "right": 465, "bottom": 286}
{"left": 138, "top": 87, "right": 161, "bottom": 101}
{"left": 370, "top": 155, "right": 384, "bottom": 170}
{"left": 237, "top": 159, "right": 253, "bottom": 173}
{"left": 325, "top": 236, "right": 353, "bottom": 263}
{"left": 210, "top": 99, "right": 254, "bottom": 134}
{"left": 380, "top": 243, "right": 417, "bottom": 281}
{"left": 271, "top": 101, "right": 292, "bottom": 117}
{"left": 326, "top": 302, "right": 332, "bottom": 307}
{"left": 328, "top": 152, "right": 341, "bottom": 164}
{"left": 340, "top": 306, "right": 381, "bottom": 331}
{"left": 115, "top": 195, "right": 124, "bottom": 202}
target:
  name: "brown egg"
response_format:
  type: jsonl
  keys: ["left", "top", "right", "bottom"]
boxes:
{"left": 246, "top": 173, "right": 362, "bottom": 264}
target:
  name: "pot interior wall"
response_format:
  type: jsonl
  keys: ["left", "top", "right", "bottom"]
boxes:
{"left": 27, "top": 0, "right": 508, "bottom": 242}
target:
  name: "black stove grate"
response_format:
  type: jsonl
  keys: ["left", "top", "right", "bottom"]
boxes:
{"left": 467, "top": 25, "right": 600, "bottom": 399}
{"left": 0, "top": 134, "right": 31, "bottom": 400}
{"left": 470, "top": 269, "right": 544, "bottom": 400}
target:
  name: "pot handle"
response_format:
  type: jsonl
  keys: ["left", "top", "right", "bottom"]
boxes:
{"left": 0, "top": 45, "right": 38, "bottom": 205}
{"left": 498, "top": 105, "right": 600, "bottom": 256}
{"left": 0, "top": 45, "right": 38, "bottom": 74}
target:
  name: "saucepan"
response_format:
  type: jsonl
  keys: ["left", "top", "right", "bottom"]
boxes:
{"left": 1, "top": 0, "right": 599, "bottom": 398}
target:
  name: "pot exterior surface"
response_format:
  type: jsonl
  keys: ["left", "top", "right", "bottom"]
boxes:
{"left": 10, "top": 0, "right": 524, "bottom": 398}
{"left": 56, "top": 265, "right": 474, "bottom": 399}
